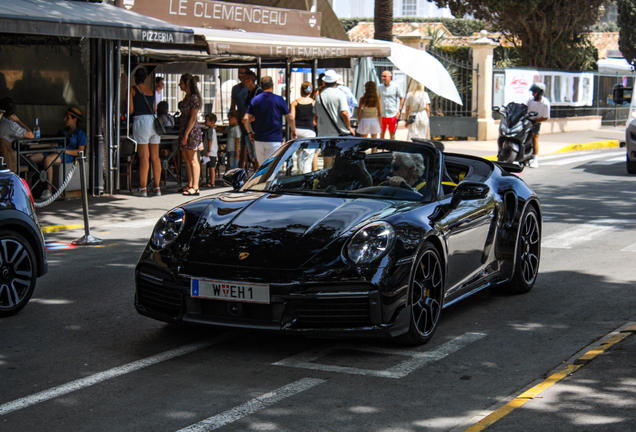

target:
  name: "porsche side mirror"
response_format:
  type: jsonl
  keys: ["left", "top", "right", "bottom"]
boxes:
{"left": 223, "top": 168, "right": 247, "bottom": 191}
{"left": 450, "top": 182, "right": 490, "bottom": 209}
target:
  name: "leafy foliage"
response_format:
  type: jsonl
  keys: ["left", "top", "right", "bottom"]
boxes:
{"left": 618, "top": 0, "right": 636, "bottom": 65}
{"left": 431, "top": 0, "right": 606, "bottom": 70}
{"left": 340, "top": 17, "right": 486, "bottom": 36}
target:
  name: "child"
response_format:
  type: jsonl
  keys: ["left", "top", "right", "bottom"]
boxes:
{"left": 226, "top": 109, "right": 242, "bottom": 170}
{"left": 157, "top": 101, "right": 174, "bottom": 128}
{"left": 202, "top": 113, "right": 218, "bottom": 188}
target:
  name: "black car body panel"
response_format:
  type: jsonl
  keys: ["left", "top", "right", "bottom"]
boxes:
{"left": 135, "top": 138, "right": 541, "bottom": 341}
{"left": 0, "top": 169, "right": 47, "bottom": 277}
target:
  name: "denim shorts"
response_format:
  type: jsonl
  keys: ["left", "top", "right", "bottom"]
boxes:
{"left": 133, "top": 115, "right": 161, "bottom": 144}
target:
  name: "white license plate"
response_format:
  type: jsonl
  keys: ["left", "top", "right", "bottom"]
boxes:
{"left": 190, "top": 278, "right": 270, "bottom": 304}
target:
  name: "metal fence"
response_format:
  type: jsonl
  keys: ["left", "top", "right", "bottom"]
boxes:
{"left": 493, "top": 70, "right": 635, "bottom": 126}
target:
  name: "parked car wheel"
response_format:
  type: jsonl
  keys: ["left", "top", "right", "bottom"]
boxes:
{"left": 0, "top": 230, "right": 37, "bottom": 317}
{"left": 503, "top": 207, "right": 541, "bottom": 294}
{"left": 399, "top": 242, "right": 444, "bottom": 345}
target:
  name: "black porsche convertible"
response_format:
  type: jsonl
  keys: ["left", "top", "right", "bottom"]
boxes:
{"left": 135, "top": 137, "right": 541, "bottom": 345}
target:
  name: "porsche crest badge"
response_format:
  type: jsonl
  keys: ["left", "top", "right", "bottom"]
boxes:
{"left": 239, "top": 252, "right": 249, "bottom": 260}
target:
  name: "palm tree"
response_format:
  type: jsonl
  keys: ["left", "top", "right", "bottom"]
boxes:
{"left": 374, "top": 0, "right": 393, "bottom": 41}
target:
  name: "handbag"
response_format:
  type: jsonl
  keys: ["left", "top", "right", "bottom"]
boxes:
{"left": 406, "top": 114, "right": 416, "bottom": 125}
{"left": 136, "top": 86, "right": 166, "bottom": 136}
{"left": 319, "top": 92, "right": 352, "bottom": 136}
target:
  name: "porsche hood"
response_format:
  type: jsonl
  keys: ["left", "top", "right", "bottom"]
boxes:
{"left": 186, "top": 192, "right": 392, "bottom": 269}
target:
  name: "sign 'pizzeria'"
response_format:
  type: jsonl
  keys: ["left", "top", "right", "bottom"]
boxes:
{"left": 116, "top": 0, "right": 322, "bottom": 37}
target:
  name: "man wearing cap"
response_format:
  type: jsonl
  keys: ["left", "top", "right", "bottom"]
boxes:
{"left": 379, "top": 70, "right": 404, "bottom": 140}
{"left": 314, "top": 70, "right": 355, "bottom": 137}
{"left": 0, "top": 97, "right": 34, "bottom": 173}
{"left": 31, "top": 106, "right": 86, "bottom": 200}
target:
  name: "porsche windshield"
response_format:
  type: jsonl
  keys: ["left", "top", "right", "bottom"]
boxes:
{"left": 242, "top": 138, "right": 438, "bottom": 202}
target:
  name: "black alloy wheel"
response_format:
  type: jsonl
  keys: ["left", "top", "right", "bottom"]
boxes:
{"left": 0, "top": 230, "right": 37, "bottom": 317}
{"left": 400, "top": 242, "right": 444, "bottom": 345}
{"left": 504, "top": 206, "right": 541, "bottom": 294}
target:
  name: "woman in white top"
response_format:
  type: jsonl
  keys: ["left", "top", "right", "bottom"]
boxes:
{"left": 356, "top": 81, "right": 382, "bottom": 138}
{"left": 404, "top": 82, "right": 431, "bottom": 141}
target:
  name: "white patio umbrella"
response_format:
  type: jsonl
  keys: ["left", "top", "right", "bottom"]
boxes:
{"left": 368, "top": 39, "right": 463, "bottom": 106}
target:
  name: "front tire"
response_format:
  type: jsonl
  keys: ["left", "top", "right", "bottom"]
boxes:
{"left": 0, "top": 230, "right": 38, "bottom": 317}
{"left": 627, "top": 156, "right": 636, "bottom": 174}
{"left": 502, "top": 206, "right": 540, "bottom": 294}
{"left": 399, "top": 242, "right": 444, "bottom": 345}
{"left": 498, "top": 143, "right": 517, "bottom": 164}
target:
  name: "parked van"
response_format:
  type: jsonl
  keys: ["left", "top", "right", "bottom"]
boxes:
{"left": 613, "top": 84, "right": 636, "bottom": 173}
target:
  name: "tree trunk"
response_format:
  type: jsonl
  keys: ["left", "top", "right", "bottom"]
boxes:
{"left": 374, "top": 0, "right": 393, "bottom": 41}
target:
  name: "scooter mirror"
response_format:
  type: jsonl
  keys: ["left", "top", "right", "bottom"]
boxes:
{"left": 493, "top": 107, "right": 500, "bottom": 112}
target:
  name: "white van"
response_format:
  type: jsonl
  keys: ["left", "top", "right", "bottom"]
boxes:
{"left": 614, "top": 85, "right": 636, "bottom": 173}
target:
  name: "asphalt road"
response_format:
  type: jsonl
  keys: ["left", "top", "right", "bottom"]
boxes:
{"left": 2, "top": 148, "right": 635, "bottom": 432}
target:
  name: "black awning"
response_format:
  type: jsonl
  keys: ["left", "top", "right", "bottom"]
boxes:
{"left": 0, "top": 0, "right": 194, "bottom": 44}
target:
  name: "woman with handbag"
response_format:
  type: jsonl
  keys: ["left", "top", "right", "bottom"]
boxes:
{"left": 356, "top": 81, "right": 382, "bottom": 138}
{"left": 404, "top": 82, "right": 431, "bottom": 141}
{"left": 178, "top": 73, "right": 203, "bottom": 196}
{"left": 130, "top": 67, "right": 161, "bottom": 197}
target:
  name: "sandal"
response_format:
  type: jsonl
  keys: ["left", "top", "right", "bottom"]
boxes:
{"left": 182, "top": 188, "right": 200, "bottom": 196}
{"left": 177, "top": 186, "right": 188, "bottom": 192}
{"left": 202, "top": 182, "right": 214, "bottom": 188}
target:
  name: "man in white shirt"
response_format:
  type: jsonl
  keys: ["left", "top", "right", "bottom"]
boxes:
{"left": 526, "top": 83, "right": 550, "bottom": 168}
{"left": 378, "top": 70, "right": 404, "bottom": 140}
{"left": 154, "top": 77, "right": 164, "bottom": 109}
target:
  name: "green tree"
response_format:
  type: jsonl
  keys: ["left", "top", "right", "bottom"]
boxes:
{"left": 374, "top": 0, "right": 393, "bottom": 41}
{"left": 430, "top": 0, "right": 605, "bottom": 69}
{"left": 618, "top": 0, "right": 636, "bottom": 65}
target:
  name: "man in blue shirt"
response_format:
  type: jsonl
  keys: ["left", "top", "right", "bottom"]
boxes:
{"left": 243, "top": 76, "right": 296, "bottom": 165}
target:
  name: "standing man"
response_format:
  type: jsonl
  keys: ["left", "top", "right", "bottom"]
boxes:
{"left": 314, "top": 70, "right": 355, "bottom": 137}
{"left": 154, "top": 76, "right": 164, "bottom": 108}
{"left": 243, "top": 76, "right": 296, "bottom": 165}
{"left": 378, "top": 70, "right": 404, "bottom": 140}
{"left": 239, "top": 71, "right": 263, "bottom": 169}
{"left": 526, "top": 83, "right": 550, "bottom": 168}
{"left": 336, "top": 79, "right": 358, "bottom": 118}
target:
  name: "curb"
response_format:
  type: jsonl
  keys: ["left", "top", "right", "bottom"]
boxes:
{"left": 482, "top": 139, "right": 621, "bottom": 162}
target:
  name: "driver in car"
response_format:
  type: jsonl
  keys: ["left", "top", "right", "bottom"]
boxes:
{"left": 385, "top": 152, "right": 426, "bottom": 191}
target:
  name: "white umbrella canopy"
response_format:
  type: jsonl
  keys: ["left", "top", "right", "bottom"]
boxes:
{"left": 368, "top": 39, "right": 463, "bottom": 106}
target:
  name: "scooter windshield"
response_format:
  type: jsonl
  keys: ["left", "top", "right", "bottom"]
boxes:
{"left": 506, "top": 103, "right": 528, "bottom": 128}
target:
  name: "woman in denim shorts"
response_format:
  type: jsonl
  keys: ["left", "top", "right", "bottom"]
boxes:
{"left": 131, "top": 67, "right": 161, "bottom": 197}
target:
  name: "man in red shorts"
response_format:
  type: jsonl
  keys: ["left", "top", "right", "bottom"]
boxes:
{"left": 378, "top": 70, "right": 404, "bottom": 140}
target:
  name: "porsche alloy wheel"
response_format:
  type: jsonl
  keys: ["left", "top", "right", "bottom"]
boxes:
{"left": 0, "top": 231, "right": 37, "bottom": 317}
{"left": 505, "top": 207, "right": 541, "bottom": 294}
{"left": 400, "top": 243, "right": 444, "bottom": 345}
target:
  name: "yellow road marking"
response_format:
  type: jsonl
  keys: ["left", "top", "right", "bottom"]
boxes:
{"left": 41, "top": 225, "right": 83, "bottom": 233}
{"left": 464, "top": 323, "right": 636, "bottom": 431}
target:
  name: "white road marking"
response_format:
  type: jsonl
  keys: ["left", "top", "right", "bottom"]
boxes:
{"left": 543, "top": 219, "right": 636, "bottom": 249}
{"left": 273, "top": 332, "right": 485, "bottom": 379}
{"left": 542, "top": 151, "right": 625, "bottom": 166}
{"left": 587, "top": 156, "right": 626, "bottom": 165}
{"left": 0, "top": 333, "right": 237, "bottom": 416}
{"left": 103, "top": 219, "right": 157, "bottom": 228}
{"left": 620, "top": 243, "right": 636, "bottom": 252}
{"left": 176, "top": 378, "right": 325, "bottom": 432}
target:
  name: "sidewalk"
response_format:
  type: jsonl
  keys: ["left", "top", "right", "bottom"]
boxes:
{"left": 36, "top": 126, "right": 625, "bottom": 232}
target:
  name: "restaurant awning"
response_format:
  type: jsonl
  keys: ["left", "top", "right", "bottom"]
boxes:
{"left": 195, "top": 27, "right": 391, "bottom": 61}
{"left": 0, "top": 0, "right": 195, "bottom": 44}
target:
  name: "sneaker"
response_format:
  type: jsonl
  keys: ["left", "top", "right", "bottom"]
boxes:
{"left": 529, "top": 157, "right": 539, "bottom": 168}
{"left": 40, "top": 189, "right": 52, "bottom": 200}
{"left": 133, "top": 187, "right": 147, "bottom": 197}
{"left": 152, "top": 187, "right": 161, "bottom": 196}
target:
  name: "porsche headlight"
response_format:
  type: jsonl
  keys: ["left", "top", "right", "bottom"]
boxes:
{"left": 150, "top": 208, "right": 185, "bottom": 251}
{"left": 346, "top": 221, "right": 395, "bottom": 264}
